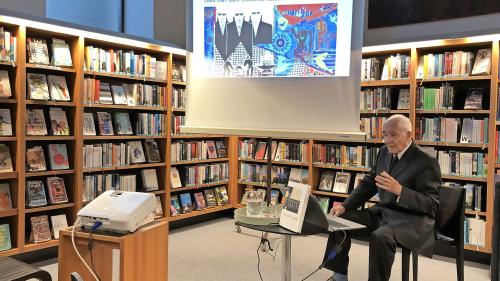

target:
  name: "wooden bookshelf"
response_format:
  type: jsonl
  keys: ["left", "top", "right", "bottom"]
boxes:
{"left": 360, "top": 109, "right": 410, "bottom": 115}
{"left": 83, "top": 104, "right": 167, "bottom": 112}
{"left": 84, "top": 71, "right": 167, "bottom": 84}
{"left": 25, "top": 63, "right": 76, "bottom": 73}
{"left": 360, "top": 79, "right": 410, "bottom": 87}
{"left": 25, "top": 169, "right": 75, "bottom": 177}
{"left": 170, "top": 181, "right": 229, "bottom": 193}
{"left": 170, "top": 158, "right": 229, "bottom": 166}
{"left": 312, "top": 164, "right": 370, "bottom": 172}
{"left": 312, "top": 190, "right": 350, "bottom": 198}
{"left": 416, "top": 109, "right": 490, "bottom": 115}
{"left": 83, "top": 135, "right": 166, "bottom": 140}
{"left": 415, "top": 141, "right": 488, "bottom": 149}
{"left": 416, "top": 75, "right": 491, "bottom": 82}
{"left": 25, "top": 203, "right": 75, "bottom": 214}
{"left": 169, "top": 205, "right": 233, "bottom": 222}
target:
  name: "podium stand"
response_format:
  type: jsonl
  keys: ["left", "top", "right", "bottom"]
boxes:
{"left": 58, "top": 220, "right": 168, "bottom": 281}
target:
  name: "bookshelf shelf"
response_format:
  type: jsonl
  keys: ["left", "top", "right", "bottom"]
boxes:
{"left": 26, "top": 136, "right": 76, "bottom": 141}
{"left": 465, "top": 210, "right": 487, "bottom": 216}
{"left": 0, "top": 172, "right": 18, "bottom": 180}
{"left": 0, "top": 136, "right": 17, "bottom": 141}
{"left": 0, "top": 99, "right": 17, "bottom": 104}
{"left": 83, "top": 162, "right": 166, "bottom": 173}
{"left": 0, "top": 208, "right": 17, "bottom": 218}
{"left": 237, "top": 181, "right": 284, "bottom": 189}
{"left": 84, "top": 71, "right": 167, "bottom": 84}
{"left": 416, "top": 110, "right": 490, "bottom": 115}
{"left": 360, "top": 79, "right": 410, "bottom": 87}
{"left": 441, "top": 175, "right": 487, "bottom": 182}
{"left": 83, "top": 104, "right": 167, "bottom": 112}
{"left": 0, "top": 61, "right": 15, "bottom": 67}
{"left": 148, "top": 190, "right": 166, "bottom": 195}
{"left": 495, "top": 164, "right": 500, "bottom": 169}
{"left": 26, "top": 100, "right": 77, "bottom": 107}
{"left": 360, "top": 110, "right": 410, "bottom": 115}
{"left": 171, "top": 134, "right": 226, "bottom": 139}
{"left": 26, "top": 63, "right": 76, "bottom": 73}
{"left": 0, "top": 248, "right": 20, "bottom": 258}
{"left": 83, "top": 135, "right": 166, "bottom": 140}
{"left": 172, "top": 108, "right": 185, "bottom": 113}
{"left": 171, "top": 158, "right": 229, "bottom": 166}
{"left": 25, "top": 169, "right": 75, "bottom": 178}
{"left": 238, "top": 158, "right": 309, "bottom": 166}
{"left": 23, "top": 240, "right": 59, "bottom": 253}
{"left": 25, "top": 203, "right": 75, "bottom": 214}
{"left": 416, "top": 75, "right": 491, "bottom": 82}
{"left": 415, "top": 141, "right": 488, "bottom": 149}
{"left": 170, "top": 181, "right": 229, "bottom": 193}
{"left": 312, "top": 190, "right": 350, "bottom": 198}
{"left": 168, "top": 205, "right": 232, "bottom": 222}
{"left": 464, "top": 244, "right": 488, "bottom": 252}
{"left": 172, "top": 80, "right": 187, "bottom": 86}
{"left": 312, "top": 163, "right": 370, "bottom": 172}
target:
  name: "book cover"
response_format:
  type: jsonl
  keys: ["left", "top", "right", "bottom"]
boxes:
{"left": 463, "top": 88, "right": 483, "bottom": 110}
{"left": 28, "top": 38, "right": 50, "bottom": 65}
{"left": 0, "top": 183, "right": 12, "bottom": 211}
{"left": 122, "top": 84, "right": 136, "bottom": 106}
{"left": 170, "top": 195, "right": 181, "bottom": 216}
{"left": 215, "top": 140, "right": 227, "bottom": 158}
{"left": 353, "top": 173, "right": 366, "bottom": 190}
{"left": 26, "top": 146, "right": 47, "bottom": 172}
{"left": 318, "top": 196, "right": 330, "bottom": 214}
{"left": 270, "top": 189, "right": 280, "bottom": 206}
{"left": 240, "top": 187, "right": 254, "bottom": 205}
{"left": 179, "top": 193, "right": 193, "bottom": 214}
{"left": 332, "top": 172, "right": 351, "bottom": 194}
{"left": 46, "top": 176, "right": 68, "bottom": 204}
{"left": 141, "top": 169, "right": 159, "bottom": 192}
{"left": 30, "top": 215, "right": 51, "bottom": 243}
{"left": 194, "top": 192, "right": 207, "bottom": 210}
{"left": 301, "top": 169, "right": 309, "bottom": 184}
{"left": 0, "top": 108, "right": 13, "bottom": 136}
{"left": 318, "top": 170, "right": 335, "bottom": 191}
{"left": 48, "top": 143, "right": 70, "bottom": 170}
{"left": 98, "top": 82, "right": 113, "bottom": 104}
{"left": 204, "top": 189, "right": 217, "bottom": 207}
{"left": 128, "top": 141, "right": 146, "bottom": 164}
{"left": 27, "top": 73, "right": 50, "bottom": 100}
{"left": 397, "top": 89, "right": 410, "bottom": 110}
{"left": 214, "top": 186, "right": 229, "bottom": 205}
{"left": 26, "top": 180, "right": 48, "bottom": 208}
{"left": 83, "top": 112, "right": 96, "bottom": 136}
{"left": 26, "top": 108, "right": 48, "bottom": 136}
{"left": 111, "top": 85, "right": 128, "bottom": 105}
{"left": 144, "top": 140, "right": 161, "bottom": 163}
{"left": 0, "top": 144, "right": 13, "bottom": 172}
{"left": 154, "top": 196, "right": 164, "bottom": 219}
{"left": 96, "top": 112, "right": 114, "bottom": 136}
{"left": 254, "top": 141, "right": 267, "bottom": 160}
{"left": 279, "top": 181, "right": 311, "bottom": 233}
{"left": 50, "top": 214, "right": 68, "bottom": 239}
{"left": 170, "top": 167, "right": 182, "bottom": 188}
{"left": 206, "top": 140, "right": 218, "bottom": 159}
{"left": 47, "top": 75, "right": 70, "bottom": 101}
{"left": 48, "top": 108, "right": 70, "bottom": 136}
{"left": 113, "top": 112, "right": 133, "bottom": 135}
{"left": 287, "top": 168, "right": 302, "bottom": 185}
{"left": 0, "top": 70, "right": 12, "bottom": 98}
{"left": 471, "top": 49, "right": 491, "bottom": 76}
{"left": 51, "top": 38, "right": 73, "bottom": 67}
{"left": 0, "top": 224, "right": 11, "bottom": 251}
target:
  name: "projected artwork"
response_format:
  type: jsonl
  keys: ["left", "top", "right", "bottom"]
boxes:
{"left": 204, "top": 3, "right": 338, "bottom": 77}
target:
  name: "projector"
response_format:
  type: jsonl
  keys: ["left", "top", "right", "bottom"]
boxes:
{"left": 77, "top": 190, "right": 156, "bottom": 233}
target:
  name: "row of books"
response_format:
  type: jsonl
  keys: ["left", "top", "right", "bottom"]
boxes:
{"left": 240, "top": 187, "right": 280, "bottom": 206}
{"left": 416, "top": 49, "right": 491, "bottom": 79}
{"left": 443, "top": 182, "right": 484, "bottom": 211}
{"left": 26, "top": 144, "right": 69, "bottom": 172}
{"left": 360, "top": 88, "right": 410, "bottom": 110}
{"left": 239, "top": 163, "right": 303, "bottom": 187}
{"left": 0, "top": 27, "right": 16, "bottom": 63}
{"left": 83, "top": 169, "right": 159, "bottom": 202}
{"left": 360, "top": 117, "right": 387, "bottom": 140}
{"left": 416, "top": 85, "right": 484, "bottom": 110}
{"left": 312, "top": 144, "right": 379, "bottom": 168}
{"left": 27, "top": 37, "right": 72, "bottom": 67}
{"left": 27, "top": 73, "right": 70, "bottom": 101}
{"left": 83, "top": 78, "right": 167, "bottom": 107}
{"left": 170, "top": 186, "right": 229, "bottom": 216}
{"left": 83, "top": 140, "right": 161, "bottom": 169}
{"left": 171, "top": 115, "right": 185, "bottom": 135}
{"left": 239, "top": 140, "right": 308, "bottom": 162}
{"left": 170, "top": 163, "right": 229, "bottom": 188}
{"left": 361, "top": 54, "right": 411, "bottom": 81}
{"left": 171, "top": 140, "right": 227, "bottom": 162}
{"left": 84, "top": 46, "right": 168, "bottom": 80}
{"left": 172, "top": 88, "right": 187, "bottom": 109}
{"left": 318, "top": 171, "right": 365, "bottom": 194}
{"left": 416, "top": 117, "right": 489, "bottom": 144}
{"left": 464, "top": 217, "right": 486, "bottom": 247}
{"left": 26, "top": 108, "right": 70, "bottom": 136}
{"left": 83, "top": 111, "right": 165, "bottom": 136}
{"left": 436, "top": 151, "right": 487, "bottom": 177}
{"left": 25, "top": 178, "right": 68, "bottom": 208}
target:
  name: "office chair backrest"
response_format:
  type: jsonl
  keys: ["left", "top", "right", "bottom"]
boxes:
{"left": 436, "top": 186, "right": 465, "bottom": 244}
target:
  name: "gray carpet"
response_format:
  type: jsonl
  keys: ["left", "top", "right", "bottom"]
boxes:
{"left": 33, "top": 218, "right": 490, "bottom": 281}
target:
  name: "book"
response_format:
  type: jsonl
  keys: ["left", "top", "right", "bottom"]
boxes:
{"left": 141, "top": 169, "right": 159, "bottom": 192}
{"left": 27, "top": 180, "right": 49, "bottom": 208}
{"left": 0, "top": 183, "right": 12, "bottom": 211}
{"left": 214, "top": 186, "right": 229, "bottom": 205}
{"left": 26, "top": 108, "right": 48, "bottom": 136}
{"left": 50, "top": 214, "right": 68, "bottom": 239}
{"left": 301, "top": 169, "right": 309, "bottom": 184}
{"left": 154, "top": 196, "right": 163, "bottom": 218}
{"left": 254, "top": 141, "right": 267, "bottom": 160}
{"left": 49, "top": 108, "right": 70, "bottom": 135}
{"left": 170, "top": 195, "right": 181, "bottom": 216}
{"left": 0, "top": 224, "right": 11, "bottom": 251}
{"left": 318, "top": 196, "right": 330, "bottom": 214}
{"left": 30, "top": 215, "right": 52, "bottom": 243}
{"left": 0, "top": 144, "right": 13, "bottom": 172}
{"left": 172, "top": 63, "right": 182, "bottom": 81}
{"left": 179, "top": 193, "right": 193, "bottom": 213}
{"left": 318, "top": 170, "right": 335, "bottom": 191}
{"left": 0, "top": 70, "right": 12, "bottom": 98}
{"left": 279, "top": 181, "right": 311, "bottom": 232}
{"left": 215, "top": 141, "right": 227, "bottom": 158}
{"left": 46, "top": 177, "right": 68, "bottom": 204}
{"left": 113, "top": 112, "right": 133, "bottom": 135}
{"left": 240, "top": 187, "right": 254, "bottom": 205}
{"left": 332, "top": 172, "right": 351, "bottom": 194}
{"left": 397, "top": 89, "right": 410, "bottom": 110}
{"left": 463, "top": 88, "right": 483, "bottom": 110}
{"left": 47, "top": 75, "right": 70, "bottom": 101}
{"left": 96, "top": 112, "right": 114, "bottom": 135}
{"left": 144, "top": 140, "right": 161, "bottom": 163}
{"left": 27, "top": 38, "right": 50, "bottom": 65}
{"left": 123, "top": 84, "right": 135, "bottom": 106}
{"left": 0, "top": 109, "right": 13, "bottom": 136}
{"left": 83, "top": 112, "right": 96, "bottom": 136}
{"left": 128, "top": 141, "right": 146, "bottom": 164}
{"left": 48, "top": 143, "right": 70, "bottom": 170}
{"left": 270, "top": 189, "right": 280, "bottom": 206}
{"left": 98, "top": 82, "right": 113, "bottom": 104}
{"left": 26, "top": 146, "right": 47, "bottom": 172}
{"left": 27, "top": 73, "right": 50, "bottom": 100}
{"left": 194, "top": 192, "right": 207, "bottom": 210}
{"left": 471, "top": 49, "right": 491, "bottom": 76}
{"left": 204, "top": 189, "right": 217, "bottom": 207}
{"left": 111, "top": 85, "right": 128, "bottom": 105}
{"left": 51, "top": 38, "right": 72, "bottom": 67}
{"left": 353, "top": 173, "right": 366, "bottom": 189}
{"left": 206, "top": 140, "right": 218, "bottom": 159}
{"left": 288, "top": 168, "right": 303, "bottom": 185}
{"left": 170, "top": 167, "right": 182, "bottom": 188}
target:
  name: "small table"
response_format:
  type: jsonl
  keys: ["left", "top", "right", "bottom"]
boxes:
{"left": 236, "top": 221, "right": 325, "bottom": 281}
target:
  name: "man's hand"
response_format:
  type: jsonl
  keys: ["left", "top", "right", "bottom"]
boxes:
{"left": 375, "top": 171, "right": 402, "bottom": 196}
{"left": 330, "top": 204, "right": 345, "bottom": 217}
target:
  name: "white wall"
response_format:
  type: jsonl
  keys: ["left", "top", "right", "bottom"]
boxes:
{"left": 0, "top": 0, "right": 45, "bottom": 17}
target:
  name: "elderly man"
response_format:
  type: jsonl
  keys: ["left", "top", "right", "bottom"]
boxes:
{"left": 324, "top": 114, "right": 441, "bottom": 281}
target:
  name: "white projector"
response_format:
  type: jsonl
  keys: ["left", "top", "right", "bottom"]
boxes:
{"left": 77, "top": 190, "right": 156, "bottom": 233}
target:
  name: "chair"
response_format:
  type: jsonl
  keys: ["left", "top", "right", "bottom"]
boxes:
{"left": 401, "top": 185, "right": 465, "bottom": 281}
{"left": 0, "top": 256, "right": 52, "bottom": 281}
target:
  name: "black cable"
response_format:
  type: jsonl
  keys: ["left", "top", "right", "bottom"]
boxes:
{"left": 88, "top": 226, "right": 102, "bottom": 281}
{"left": 257, "top": 232, "right": 264, "bottom": 281}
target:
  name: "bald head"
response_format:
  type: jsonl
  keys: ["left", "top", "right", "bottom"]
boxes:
{"left": 384, "top": 114, "right": 412, "bottom": 134}
{"left": 382, "top": 114, "right": 412, "bottom": 154}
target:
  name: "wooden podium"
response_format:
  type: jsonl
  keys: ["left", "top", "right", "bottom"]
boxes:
{"left": 58, "top": 220, "right": 168, "bottom": 281}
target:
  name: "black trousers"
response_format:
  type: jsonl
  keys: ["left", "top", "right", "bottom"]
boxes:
{"left": 323, "top": 209, "right": 398, "bottom": 281}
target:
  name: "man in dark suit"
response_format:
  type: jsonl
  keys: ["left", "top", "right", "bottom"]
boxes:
{"left": 215, "top": 13, "right": 229, "bottom": 61}
{"left": 324, "top": 114, "right": 441, "bottom": 281}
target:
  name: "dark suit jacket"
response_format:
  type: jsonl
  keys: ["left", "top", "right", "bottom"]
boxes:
{"left": 253, "top": 20, "right": 272, "bottom": 44}
{"left": 215, "top": 20, "right": 228, "bottom": 61}
{"left": 343, "top": 141, "right": 441, "bottom": 257}
{"left": 227, "top": 21, "right": 253, "bottom": 59}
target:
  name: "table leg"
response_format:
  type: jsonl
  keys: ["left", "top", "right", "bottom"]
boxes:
{"left": 282, "top": 234, "right": 291, "bottom": 281}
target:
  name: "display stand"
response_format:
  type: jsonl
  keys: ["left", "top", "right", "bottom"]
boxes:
{"left": 58, "top": 220, "right": 168, "bottom": 281}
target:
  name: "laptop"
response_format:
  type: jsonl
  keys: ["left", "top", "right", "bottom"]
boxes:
{"left": 304, "top": 195, "right": 366, "bottom": 232}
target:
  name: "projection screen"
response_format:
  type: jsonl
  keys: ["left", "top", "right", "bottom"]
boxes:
{"left": 182, "top": 0, "right": 365, "bottom": 140}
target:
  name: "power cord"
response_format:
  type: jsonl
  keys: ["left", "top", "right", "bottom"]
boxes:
{"left": 71, "top": 218, "right": 103, "bottom": 281}
{"left": 88, "top": 221, "right": 103, "bottom": 281}
{"left": 257, "top": 232, "right": 265, "bottom": 281}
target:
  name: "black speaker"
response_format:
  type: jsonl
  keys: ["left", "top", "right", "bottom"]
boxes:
{"left": 492, "top": 181, "right": 500, "bottom": 281}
